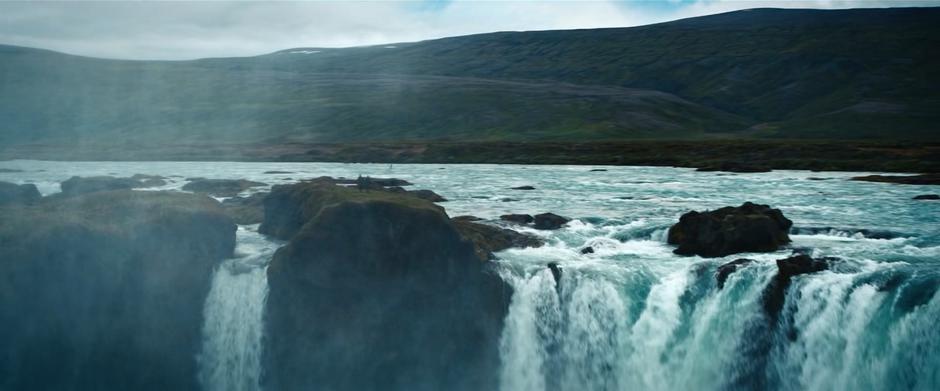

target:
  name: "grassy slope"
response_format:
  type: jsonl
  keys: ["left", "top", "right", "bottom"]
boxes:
{"left": 0, "top": 7, "right": 938, "bottom": 145}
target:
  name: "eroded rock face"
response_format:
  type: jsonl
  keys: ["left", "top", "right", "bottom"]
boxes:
{"left": 263, "top": 182, "right": 510, "bottom": 391}
{"left": 452, "top": 218, "right": 544, "bottom": 261}
{"left": 668, "top": 202, "right": 792, "bottom": 257}
{"left": 0, "top": 181, "right": 40, "bottom": 205}
{"left": 0, "top": 190, "right": 236, "bottom": 391}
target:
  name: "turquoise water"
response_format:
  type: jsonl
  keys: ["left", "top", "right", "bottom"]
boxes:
{"left": 2, "top": 160, "right": 938, "bottom": 391}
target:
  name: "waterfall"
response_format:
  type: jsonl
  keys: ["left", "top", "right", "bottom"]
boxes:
{"left": 198, "top": 227, "right": 278, "bottom": 391}
{"left": 496, "top": 256, "right": 940, "bottom": 391}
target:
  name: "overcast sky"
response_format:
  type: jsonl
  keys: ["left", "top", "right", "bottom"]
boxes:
{"left": 1, "top": 0, "right": 938, "bottom": 60}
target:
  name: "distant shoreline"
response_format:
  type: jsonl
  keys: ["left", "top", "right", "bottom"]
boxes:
{"left": 1, "top": 140, "right": 938, "bottom": 174}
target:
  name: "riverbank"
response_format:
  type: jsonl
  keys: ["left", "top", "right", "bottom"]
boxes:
{"left": 1, "top": 140, "right": 938, "bottom": 173}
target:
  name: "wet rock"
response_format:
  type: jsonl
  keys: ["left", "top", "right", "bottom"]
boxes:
{"left": 511, "top": 185, "right": 536, "bottom": 190}
{"left": 264, "top": 181, "right": 509, "bottom": 391}
{"left": 221, "top": 192, "right": 267, "bottom": 225}
{"left": 500, "top": 213, "right": 534, "bottom": 224}
{"left": 851, "top": 174, "right": 940, "bottom": 185}
{"left": 667, "top": 202, "right": 792, "bottom": 257}
{"left": 263, "top": 170, "right": 294, "bottom": 174}
{"left": 589, "top": 169, "right": 608, "bottom": 172}
{"left": 182, "top": 178, "right": 266, "bottom": 197}
{"left": 580, "top": 246, "right": 595, "bottom": 254}
{"left": 453, "top": 218, "right": 544, "bottom": 261}
{"left": 0, "top": 190, "right": 235, "bottom": 390}
{"left": 406, "top": 189, "right": 448, "bottom": 202}
{"left": 762, "top": 255, "right": 829, "bottom": 319}
{"left": 453, "top": 215, "right": 483, "bottom": 222}
{"left": 547, "top": 262, "right": 563, "bottom": 284}
{"left": 0, "top": 181, "right": 40, "bottom": 206}
{"left": 716, "top": 259, "right": 753, "bottom": 289}
{"left": 60, "top": 176, "right": 140, "bottom": 196}
{"left": 533, "top": 212, "right": 570, "bottom": 230}
{"left": 913, "top": 194, "right": 939, "bottom": 200}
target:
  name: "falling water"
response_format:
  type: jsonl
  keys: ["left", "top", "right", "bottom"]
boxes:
{"left": 495, "top": 233, "right": 940, "bottom": 391}
{"left": 198, "top": 226, "right": 278, "bottom": 391}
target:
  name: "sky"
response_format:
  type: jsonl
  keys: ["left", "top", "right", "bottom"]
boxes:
{"left": 1, "top": 0, "right": 938, "bottom": 60}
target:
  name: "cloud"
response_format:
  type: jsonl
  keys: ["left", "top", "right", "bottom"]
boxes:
{"left": 0, "top": 0, "right": 937, "bottom": 60}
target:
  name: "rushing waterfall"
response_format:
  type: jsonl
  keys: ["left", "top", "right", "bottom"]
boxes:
{"left": 495, "top": 227, "right": 940, "bottom": 391}
{"left": 198, "top": 226, "right": 279, "bottom": 391}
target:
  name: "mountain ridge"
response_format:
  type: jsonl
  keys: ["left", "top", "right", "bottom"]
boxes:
{"left": 1, "top": 7, "right": 938, "bottom": 146}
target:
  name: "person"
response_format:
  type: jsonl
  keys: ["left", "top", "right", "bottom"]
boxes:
{"left": 356, "top": 175, "right": 367, "bottom": 191}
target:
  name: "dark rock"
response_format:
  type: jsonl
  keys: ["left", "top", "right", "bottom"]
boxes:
{"left": 182, "top": 178, "right": 266, "bottom": 197}
{"left": 221, "top": 192, "right": 267, "bottom": 224}
{"left": 0, "top": 190, "right": 235, "bottom": 390}
{"left": 453, "top": 215, "right": 483, "bottom": 222}
{"left": 696, "top": 162, "right": 772, "bottom": 173}
{"left": 807, "top": 177, "right": 832, "bottom": 181}
{"left": 500, "top": 213, "right": 534, "bottom": 224}
{"left": 453, "top": 218, "right": 544, "bottom": 261}
{"left": 406, "top": 189, "right": 448, "bottom": 202}
{"left": 667, "top": 202, "right": 792, "bottom": 257}
{"left": 263, "top": 170, "right": 294, "bottom": 174}
{"left": 331, "top": 176, "right": 412, "bottom": 187}
{"left": 264, "top": 182, "right": 509, "bottom": 391}
{"left": 0, "top": 181, "right": 41, "bottom": 206}
{"left": 580, "top": 246, "right": 595, "bottom": 254}
{"left": 589, "top": 169, "right": 608, "bottom": 172}
{"left": 511, "top": 185, "right": 536, "bottom": 190}
{"left": 547, "top": 262, "right": 562, "bottom": 285}
{"left": 60, "top": 176, "right": 140, "bottom": 196}
{"left": 913, "top": 194, "right": 939, "bottom": 200}
{"left": 762, "top": 255, "right": 830, "bottom": 318}
{"left": 716, "top": 259, "right": 753, "bottom": 289}
{"left": 851, "top": 174, "right": 940, "bottom": 185}
{"left": 533, "top": 213, "right": 571, "bottom": 230}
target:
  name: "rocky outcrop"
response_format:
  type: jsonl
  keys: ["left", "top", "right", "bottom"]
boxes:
{"left": 716, "top": 258, "right": 754, "bottom": 289}
{"left": 913, "top": 194, "right": 939, "bottom": 200}
{"left": 58, "top": 175, "right": 167, "bottom": 197}
{"left": 667, "top": 202, "right": 792, "bottom": 257}
{"left": 60, "top": 175, "right": 141, "bottom": 196}
{"left": 221, "top": 192, "right": 267, "bottom": 224}
{"left": 511, "top": 185, "right": 536, "bottom": 190}
{"left": 452, "top": 218, "right": 544, "bottom": 261}
{"left": 0, "top": 190, "right": 236, "bottom": 391}
{"left": 851, "top": 174, "right": 940, "bottom": 185}
{"left": 501, "top": 213, "right": 534, "bottom": 224}
{"left": 263, "top": 181, "right": 510, "bottom": 390}
{"left": 0, "top": 181, "right": 40, "bottom": 205}
{"left": 534, "top": 212, "right": 571, "bottom": 230}
{"left": 407, "top": 189, "right": 448, "bottom": 202}
{"left": 182, "top": 178, "right": 266, "bottom": 197}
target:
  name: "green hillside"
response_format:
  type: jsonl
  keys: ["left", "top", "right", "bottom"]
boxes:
{"left": 1, "top": 7, "right": 938, "bottom": 146}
